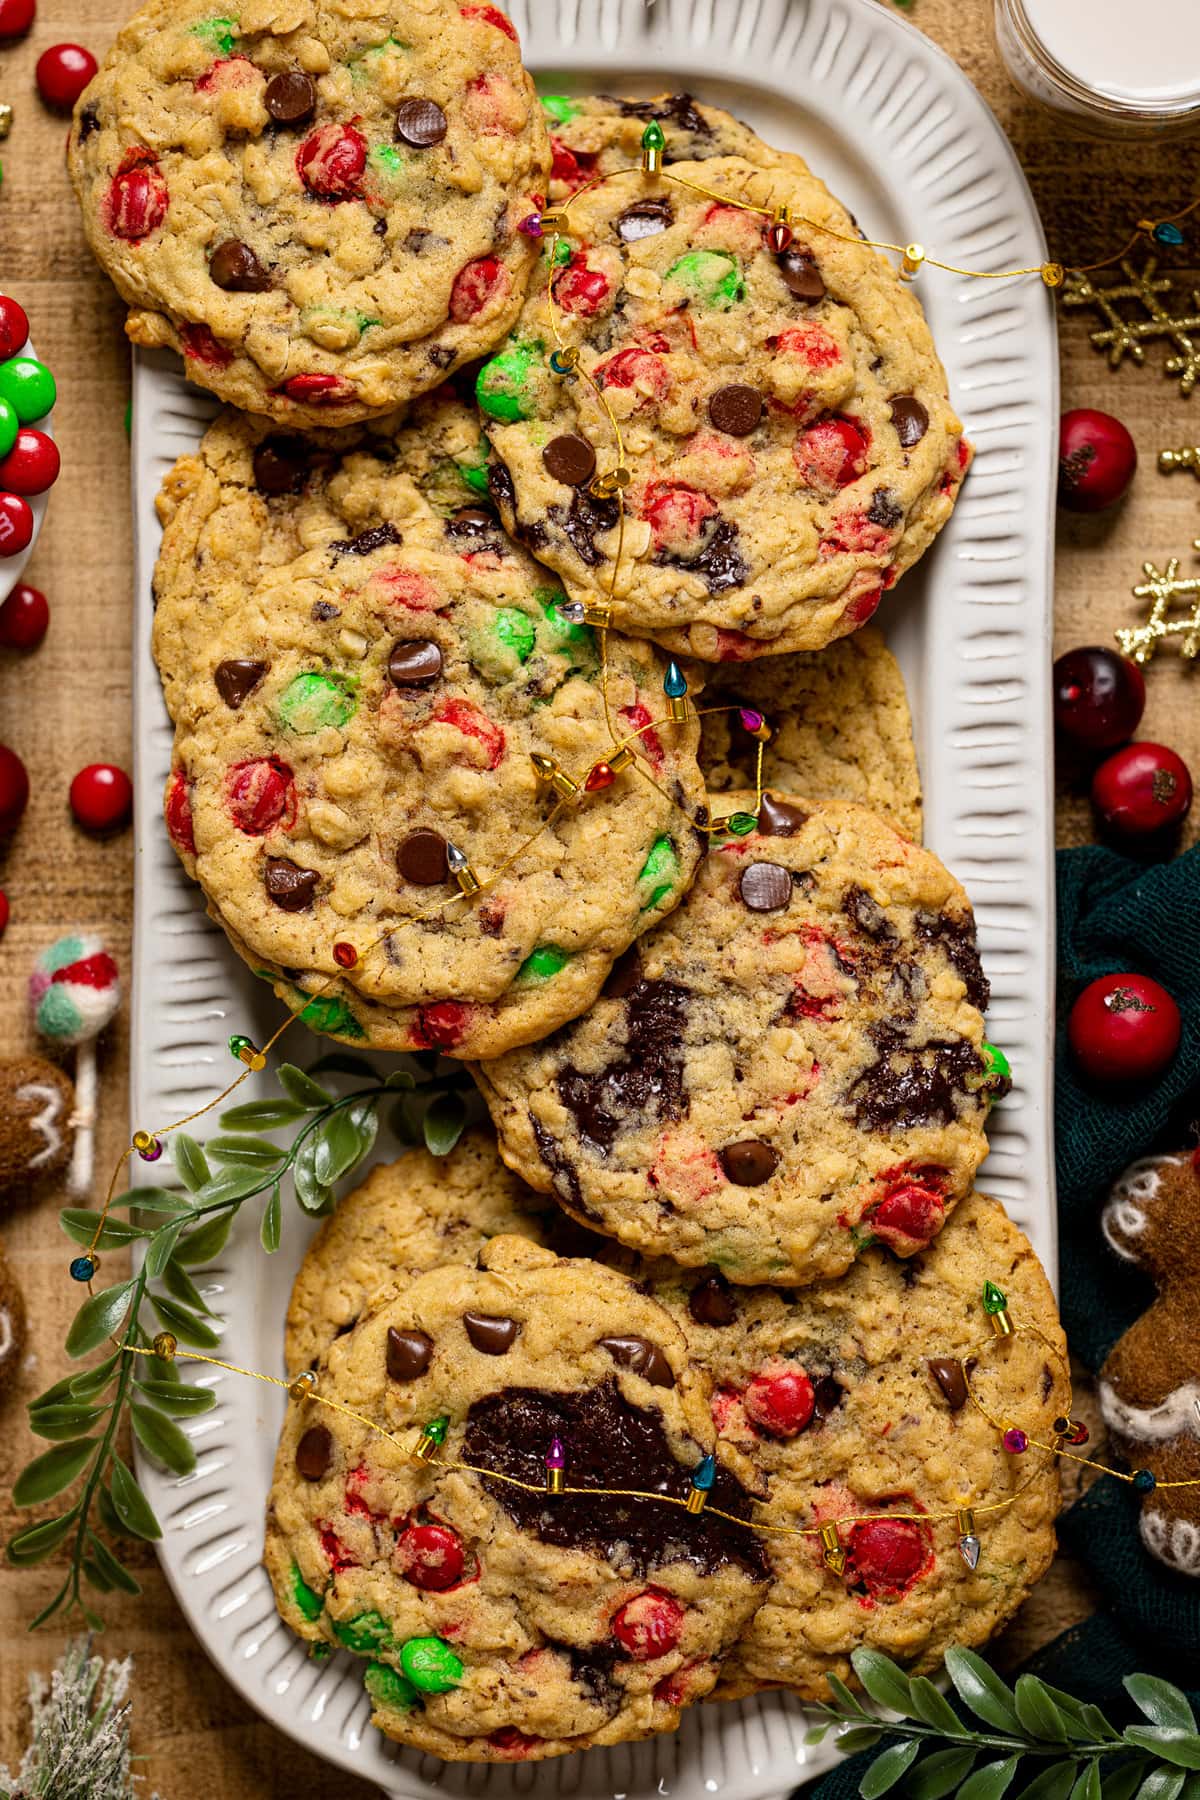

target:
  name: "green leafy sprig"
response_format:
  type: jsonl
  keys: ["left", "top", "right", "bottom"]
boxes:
{"left": 7, "top": 1053, "right": 471, "bottom": 1629}
{"left": 810, "top": 1646, "right": 1200, "bottom": 1799}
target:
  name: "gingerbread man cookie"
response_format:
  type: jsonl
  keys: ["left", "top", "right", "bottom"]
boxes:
{"left": 0, "top": 1236, "right": 27, "bottom": 1399}
{"left": 1100, "top": 1151, "right": 1200, "bottom": 1577}
{"left": 0, "top": 1055, "right": 76, "bottom": 1201}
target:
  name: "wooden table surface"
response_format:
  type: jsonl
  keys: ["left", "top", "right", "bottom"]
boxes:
{"left": 1, "top": 2, "right": 1198, "bottom": 1789}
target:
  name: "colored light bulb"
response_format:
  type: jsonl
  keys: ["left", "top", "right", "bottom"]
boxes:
{"left": 641, "top": 121, "right": 665, "bottom": 151}
{"left": 982, "top": 1280, "right": 1008, "bottom": 1315}
{"left": 545, "top": 1434, "right": 566, "bottom": 1493}
{"left": 663, "top": 660, "right": 687, "bottom": 699}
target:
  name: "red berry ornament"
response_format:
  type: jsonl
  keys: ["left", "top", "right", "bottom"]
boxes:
{"left": 0, "top": 581, "right": 49, "bottom": 649}
{"left": 743, "top": 1365, "right": 815, "bottom": 1437}
{"left": 0, "top": 296, "right": 30, "bottom": 359}
{"left": 847, "top": 1517, "right": 932, "bottom": 1598}
{"left": 1068, "top": 973, "right": 1181, "bottom": 1086}
{"left": 611, "top": 1589, "right": 685, "bottom": 1661}
{"left": 395, "top": 1522, "right": 465, "bottom": 1591}
{"left": 1058, "top": 408, "right": 1137, "bottom": 512}
{"left": 1092, "top": 742, "right": 1193, "bottom": 841}
{"left": 1053, "top": 645, "right": 1145, "bottom": 751}
{"left": 0, "top": 0, "right": 33, "bottom": 38}
{"left": 0, "top": 743, "right": 29, "bottom": 832}
{"left": 69, "top": 762, "right": 132, "bottom": 833}
{"left": 0, "top": 492, "right": 34, "bottom": 555}
{"left": 36, "top": 43, "right": 98, "bottom": 111}
{"left": 0, "top": 428, "right": 60, "bottom": 495}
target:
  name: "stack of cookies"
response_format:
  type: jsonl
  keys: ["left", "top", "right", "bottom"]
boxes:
{"left": 69, "top": 0, "right": 1062, "bottom": 1766}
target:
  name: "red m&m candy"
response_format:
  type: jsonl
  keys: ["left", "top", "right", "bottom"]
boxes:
{"left": 0, "top": 492, "right": 34, "bottom": 555}
{"left": 69, "top": 762, "right": 133, "bottom": 833}
{"left": 0, "top": 296, "right": 30, "bottom": 360}
{"left": 847, "top": 1517, "right": 932, "bottom": 1598}
{"left": 0, "top": 581, "right": 49, "bottom": 648}
{"left": 395, "top": 1522, "right": 465, "bottom": 1592}
{"left": 0, "top": 743, "right": 29, "bottom": 833}
{"left": 611, "top": 1589, "right": 684, "bottom": 1661}
{"left": 743, "top": 1364, "right": 815, "bottom": 1438}
{"left": 36, "top": 43, "right": 98, "bottom": 111}
{"left": 0, "top": 429, "right": 59, "bottom": 495}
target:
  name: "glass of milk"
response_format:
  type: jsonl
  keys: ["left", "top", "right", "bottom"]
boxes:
{"left": 995, "top": 0, "right": 1200, "bottom": 136}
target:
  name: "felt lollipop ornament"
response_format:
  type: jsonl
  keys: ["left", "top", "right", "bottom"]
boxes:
{"left": 28, "top": 933, "right": 121, "bottom": 1196}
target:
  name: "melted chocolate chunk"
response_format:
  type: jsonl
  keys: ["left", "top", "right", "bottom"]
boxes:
{"left": 614, "top": 93, "right": 713, "bottom": 137}
{"left": 758, "top": 793, "right": 809, "bottom": 836}
{"left": 557, "top": 978, "right": 690, "bottom": 1154}
{"left": 708, "top": 384, "right": 762, "bottom": 437}
{"left": 265, "top": 70, "right": 317, "bottom": 125}
{"left": 602, "top": 947, "right": 642, "bottom": 999}
{"left": 311, "top": 599, "right": 341, "bottom": 621}
{"left": 253, "top": 436, "right": 308, "bottom": 496}
{"left": 214, "top": 658, "right": 267, "bottom": 709}
{"left": 264, "top": 858, "right": 320, "bottom": 911}
{"left": 464, "top": 1312, "right": 520, "bottom": 1354}
{"left": 386, "top": 1327, "right": 434, "bottom": 1381}
{"left": 531, "top": 1116, "right": 589, "bottom": 1214}
{"left": 617, "top": 197, "right": 674, "bottom": 242}
{"left": 487, "top": 460, "right": 516, "bottom": 514}
{"left": 568, "top": 1646, "right": 621, "bottom": 1716}
{"left": 332, "top": 522, "right": 402, "bottom": 558}
{"left": 689, "top": 1272, "right": 737, "bottom": 1327}
{"left": 445, "top": 506, "right": 500, "bottom": 545}
{"left": 596, "top": 1335, "right": 675, "bottom": 1387}
{"left": 812, "top": 1375, "right": 844, "bottom": 1422}
{"left": 928, "top": 1356, "right": 968, "bottom": 1411}
{"left": 739, "top": 862, "right": 793, "bottom": 913}
{"left": 914, "top": 911, "right": 989, "bottom": 1011}
{"left": 655, "top": 517, "right": 749, "bottom": 595}
{"left": 406, "top": 227, "right": 451, "bottom": 255}
{"left": 847, "top": 1023, "right": 986, "bottom": 1131}
{"left": 867, "top": 487, "right": 903, "bottom": 529}
{"left": 718, "top": 1139, "right": 780, "bottom": 1186}
{"left": 395, "top": 97, "right": 448, "bottom": 147}
{"left": 889, "top": 395, "right": 929, "bottom": 448}
{"left": 462, "top": 1379, "right": 767, "bottom": 1578}
{"left": 428, "top": 344, "right": 456, "bottom": 369}
{"left": 295, "top": 1424, "right": 332, "bottom": 1480}
{"left": 542, "top": 433, "right": 597, "bottom": 487}
{"left": 843, "top": 883, "right": 898, "bottom": 944}
{"left": 77, "top": 105, "right": 101, "bottom": 140}
{"left": 209, "top": 239, "right": 272, "bottom": 293}
{"left": 396, "top": 829, "right": 449, "bottom": 885}
{"left": 389, "top": 639, "right": 442, "bottom": 687}
{"left": 549, "top": 488, "right": 620, "bottom": 567}
{"left": 776, "top": 249, "right": 825, "bottom": 302}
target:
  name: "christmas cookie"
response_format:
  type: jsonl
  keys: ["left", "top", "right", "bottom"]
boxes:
{"left": 1100, "top": 1152, "right": 1200, "bottom": 1577}
{"left": 0, "top": 1234, "right": 27, "bottom": 1399}
{"left": 475, "top": 794, "right": 1001, "bottom": 1285}
{"left": 265, "top": 1235, "right": 769, "bottom": 1759}
{"left": 152, "top": 403, "right": 706, "bottom": 1057}
{"left": 67, "top": 0, "right": 550, "bottom": 426}
{"left": 285, "top": 1131, "right": 553, "bottom": 1376}
{"left": 646, "top": 1192, "right": 1065, "bottom": 1697}
{"left": 542, "top": 91, "right": 790, "bottom": 202}
{"left": 699, "top": 627, "right": 923, "bottom": 841}
{"left": 0, "top": 1055, "right": 75, "bottom": 1199}
{"left": 478, "top": 152, "right": 968, "bottom": 660}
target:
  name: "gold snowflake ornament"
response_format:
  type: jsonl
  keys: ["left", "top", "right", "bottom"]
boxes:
{"left": 1117, "top": 543, "right": 1200, "bottom": 664}
{"left": 1063, "top": 258, "right": 1200, "bottom": 397}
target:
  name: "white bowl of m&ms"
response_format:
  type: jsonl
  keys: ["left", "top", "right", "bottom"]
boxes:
{"left": 0, "top": 294, "right": 59, "bottom": 601}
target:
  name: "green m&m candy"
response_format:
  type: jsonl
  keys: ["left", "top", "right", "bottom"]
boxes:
{"left": 494, "top": 606, "right": 536, "bottom": 664}
{"left": 291, "top": 1563, "right": 324, "bottom": 1622}
{"left": 0, "top": 356, "right": 56, "bottom": 423}
{"left": 458, "top": 434, "right": 492, "bottom": 496}
{"left": 334, "top": 1609, "right": 393, "bottom": 1653}
{"left": 277, "top": 670, "right": 357, "bottom": 734}
{"left": 664, "top": 251, "right": 745, "bottom": 311}
{"left": 365, "top": 1662, "right": 419, "bottom": 1713}
{"left": 400, "top": 1635, "right": 464, "bottom": 1693}
{"left": 638, "top": 835, "right": 679, "bottom": 910}
{"left": 0, "top": 397, "right": 17, "bottom": 460}
{"left": 518, "top": 944, "right": 571, "bottom": 981}
{"left": 540, "top": 589, "right": 593, "bottom": 648}
{"left": 191, "top": 14, "right": 238, "bottom": 52}
{"left": 476, "top": 341, "right": 542, "bottom": 422}
{"left": 290, "top": 988, "right": 367, "bottom": 1040}
{"left": 540, "top": 94, "right": 581, "bottom": 124}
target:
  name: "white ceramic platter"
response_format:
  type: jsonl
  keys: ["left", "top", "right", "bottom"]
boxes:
{"left": 129, "top": 0, "right": 1058, "bottom": 1791}
{"left": 0, "top": 329, "right": 56, "bottom": 601}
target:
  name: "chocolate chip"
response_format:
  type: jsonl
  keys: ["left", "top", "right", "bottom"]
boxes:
{"left": 718, "top": 1139, "right": 780, "bottom": 1185}
{"left": 616, "top": 197, "right": 673, "bottom": 241}
{"left": 867, "top": 486, "right": 903, "bottom": 529}
{"left": 739, "top": 861, "right": 793, "bottom": 912}
{"left": 889, "top": 395, "right": 929, "bottom": 448}
{"left": 209, "top": 239, "right": 272, "bottom": 293}
{"left": 77, "top": 104, "right": 101, "bottom": 140}
{"left": 405, "top": 226, "right": 451, "bottom": 255}
{"left": 214, "top": 658, "right": 267, "bottom": 709}
{"left": 928, "top": 1356, "right": 967, "bottom": 1411}
{"left": 542, "top": 433, "right": 597, "bottom": 487}
{"left": 688, "top": 1273, "right": 737, "bottom": 1327}
{"left": 264, "top": 858, "right": 320, "bottom": 911}
{"left": 843, "top": 883, "right": 897, "bottom": 942}
{"left": 654, "top": 516, "right": 748, "bottom": 595}
{"left": 708, "top": 384, "right": 762, "bottom": 437}
{"left": 777, "top": 249, "right": 825, "bottom": 302}
{"left": 295, "top": 1424, "right": 332, "bottom": 1480}
{"left": 332, "top": 523, "right": 402, "bottom": 559}
{"left": 265, "top": 70, "right": 317, "bottom": 125}
{"left": 388, "top": 639, "right": 442, "bottom": 687}
{"left": 310, "top": 600, "right": 340, "bottom": 621}
{"left": 758, "top": 793, "right": 808, "bottom": 836}
{"left": 464, "top": 1312, "right": 520, "bottom": 1354}
{"left": 396, "top": 829, "right": 449, "bottom": 885}
{"left": 253, "top": 437, "right": 308, "bottom": 496}
{"left": 548, "top": 487, "right": 619, "bottom": 567}
{"left": 386, "top": 1327, "right": 433, "bottom": 1381}
{"left": 395, "top": 96, "right": 448, "bottom": 147}
{"left": 597, "top": 1335, "right": 675, "bottom": 1387}
{"left": 813, "top": 1375, "right": 844, "bottom": 1421}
